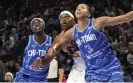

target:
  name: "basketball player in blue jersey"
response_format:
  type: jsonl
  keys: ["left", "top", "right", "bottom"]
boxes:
{"left": 41, "top": 3, "right": 133, "bottom": 82}
{"left": 0, "top": 18, "right": 52, "bottom": 82}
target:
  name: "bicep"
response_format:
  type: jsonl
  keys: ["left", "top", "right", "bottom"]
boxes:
{"left": 98, "top": 15, "right": 129, "bottom": 27}
{"left": 104, "top": 15, "right": 128, "bottom": 26}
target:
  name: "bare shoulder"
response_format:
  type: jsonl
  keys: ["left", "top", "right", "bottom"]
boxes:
{"left": 64, "top": 27, "right": 73, "bottom": 40}
{"left": 56, "top": 33, "right": 62, "bottom": 39}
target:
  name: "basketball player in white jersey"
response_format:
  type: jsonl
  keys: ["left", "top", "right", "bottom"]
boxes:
{"left": 51, "top": 11, "right": 86, "bottom": 82}
{"left": 33, "top": 11, "right": 86, "bottom": 82}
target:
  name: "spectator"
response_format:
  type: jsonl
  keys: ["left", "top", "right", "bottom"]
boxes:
{"left": 0, "top": 60, "right": 7, "bottom": 82}
{"left": 122, "top": 65, "right": 132, "bottom": 82}
{"left": 127, "top": 42, "right": 133, "bottom": 65}
{"left": 3, "top": 32, "right": 15, "bottom": 50}
{"left": 14, "top": 62, "right": 20, "bottom": 72}
{"left": 4, "top": 72, "right": 14, "bottom": 82}
{"left": 10, "top": 28, "right": 18, "bottom": 41}
{"left": 6, "top": 60, "right": 16, "bottom": 76}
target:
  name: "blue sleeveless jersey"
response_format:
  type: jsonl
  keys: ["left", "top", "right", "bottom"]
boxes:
{"left": 19, "top": 34, "right": 52, "bottom": 79}
{"left": 73, "top": 18, "right": 122, "bottom": 82}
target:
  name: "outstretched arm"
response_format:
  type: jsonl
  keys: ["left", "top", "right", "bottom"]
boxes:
{"left": 96, "top": 11, "right": 133, "bottom": 29}
{"left": 41, "top": 28, "right": 73, "bottom": 66}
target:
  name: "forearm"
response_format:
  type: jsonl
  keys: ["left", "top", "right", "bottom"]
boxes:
{"left": 53, "top": 43, "right": 65, "bottom": 53}
{"left": 59, "top": 69, "right": 64, "bottom": 82}
{"left": 41, "top": 55, "right": 55, "bottom": 66}
{"left": 59, "top": 75, "right": 64, "bottom": 82}
{"left": 41, "top": 34, "right": 70, "bottom": 66}
{"left": 41, "top": 45, "right": 61, "bottom": 66}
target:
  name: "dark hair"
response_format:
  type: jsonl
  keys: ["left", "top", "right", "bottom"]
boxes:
{"left": 80, "top": 3, "right": 93, "bottom": 18}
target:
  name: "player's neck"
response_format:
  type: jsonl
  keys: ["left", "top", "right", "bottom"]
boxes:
{"left": 77, "top": 18, "right": 89, "bottom": 32}
{"left": 62, "top": 24, "right": 74, "bottom": 32}
{"left": 34, "top": 32, "right": 46, "bottom": 45}
{"left": 62, "top": 27, "right": 70, "bottom": 32}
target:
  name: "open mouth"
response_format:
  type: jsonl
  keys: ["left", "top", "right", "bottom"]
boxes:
{"left": 62, "top": 22, "right": 67, "bottom": 26}
{"left": 77, "top": 11, "right": 81, "bottom": 15}
{"left": 36, "top": 27, "right": 40, "bottom": 29}
{"left": 34, "top": 26, "right": 41, "bottom": 30}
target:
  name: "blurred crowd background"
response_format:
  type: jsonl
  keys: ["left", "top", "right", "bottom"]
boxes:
{"left": 0, "top": 0, "right": 133, "bottom": 82}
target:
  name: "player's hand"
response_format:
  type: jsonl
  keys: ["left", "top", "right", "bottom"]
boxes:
{"left": 32, "top": 57, "right": 42, "bottom": 70}
{"left": 73, "top": 51, "right": 80, "bottom": 57}
{"left": 47, "top": 48, "right": 56, "bottom": 57}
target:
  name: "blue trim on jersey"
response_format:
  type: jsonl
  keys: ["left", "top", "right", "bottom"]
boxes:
{"left": 33, "top": 34, "right": 48, "bottom": 47}
{"left": 25, "top": 35, "right": 31, "bottom": 51}
{"left": 91, "top": 18, "right": 106, "bottom": 36}
{"left": 91, "top": 18, "right": 100, "bottom": 32}
{"left": 75, "top": 19, "right": 91, "bottom": 33}
{"left": 72, "top": 25, "right": 76, "bottom": 41}
{"left": 49, "top": 36, "right": 52, "bottom": 46}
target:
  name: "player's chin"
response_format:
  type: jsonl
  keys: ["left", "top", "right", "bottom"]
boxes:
{"left": 76, "top": 15, "right": 82, "bottom": 19}
{"left": 34, "top": 30, "right": 43, "bottom": 34}
{"left": 62, "top": 25, "right": 69, "bottom": 30}
{"left": 35, "top": 28, "right": 44, "bottom": 32}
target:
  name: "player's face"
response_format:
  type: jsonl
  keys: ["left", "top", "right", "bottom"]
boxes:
{"left": 75, "top": 4, "right": 90, "bottom": 19}
{"left": 31, "top": 19, "right": 44, "bottom": 33}
{"left": 60, "top": 14, "right": 74, "bottom": 30}
{"left": 128, "top": 44, "right": 133, "bottom": 53}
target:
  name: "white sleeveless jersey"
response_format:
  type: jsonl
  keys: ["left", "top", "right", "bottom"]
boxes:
{"left": 72, "top": 51, "right": 86, "bottom": 71}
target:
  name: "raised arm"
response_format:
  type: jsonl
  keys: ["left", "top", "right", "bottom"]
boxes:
{"left": 95, "top": 11, "right": 133, "bottom": 29}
